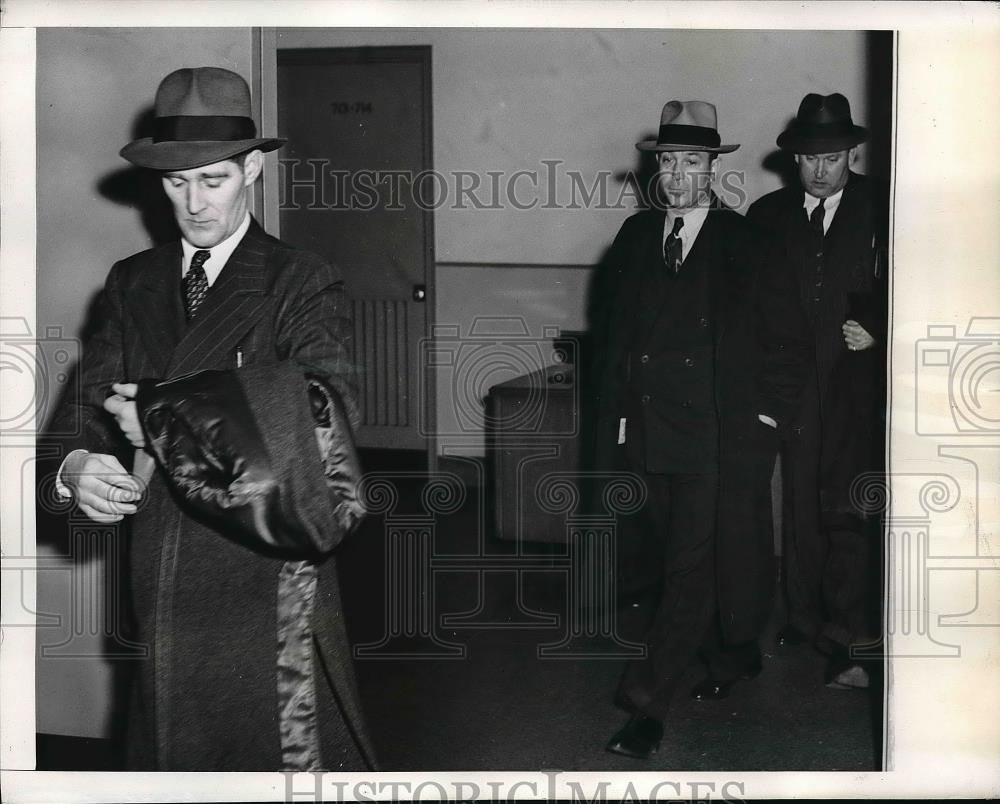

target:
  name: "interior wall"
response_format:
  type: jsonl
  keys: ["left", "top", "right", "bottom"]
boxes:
{"left": 273, "top": 28, "right": 876, "bottom": 454}
{"left": 34, "top": 27, "right": 885, "bottom": 738}
{"left": 35, "top": 27, "right": 254, "bottom": 738}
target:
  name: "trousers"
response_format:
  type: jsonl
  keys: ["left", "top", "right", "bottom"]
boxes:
{"left": 616, "top": 462, "right": 718, "bottom": 719}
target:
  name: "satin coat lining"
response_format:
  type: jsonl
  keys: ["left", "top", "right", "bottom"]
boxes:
{"left": 276, "top": 559, "right": 321, "bottom": 771}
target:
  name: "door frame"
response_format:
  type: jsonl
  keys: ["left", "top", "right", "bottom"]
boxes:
{"left": 254, "top": 29, "right": 437, "bottom": 464}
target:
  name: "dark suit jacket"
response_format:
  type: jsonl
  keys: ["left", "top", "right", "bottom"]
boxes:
{"left": 748, "top": 172, "right": 888, "bottom": 517}
{"left": 49, "top": 219, "right": 374, "bottom": 771}
{"left": 589, "top": 202, "right": 809, "bottom": 642}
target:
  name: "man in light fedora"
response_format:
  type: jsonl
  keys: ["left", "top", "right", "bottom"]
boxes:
{"left": 747, "top": 92, "right": 888, "bottom": 689}
{"left": 591, "top": 100, "right": 808, "bottom": 758}
{"left": 49, "top": 67, "right": 375, "bottom": 771}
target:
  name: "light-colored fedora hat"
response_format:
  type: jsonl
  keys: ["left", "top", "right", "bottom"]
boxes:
{"left": 120, "top": 67, "right": 285, "bottom": 171}
{"left": 636, "top": 100, "right": 739, "bottom": 154}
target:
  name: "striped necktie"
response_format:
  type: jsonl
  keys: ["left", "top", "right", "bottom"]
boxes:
{"left": 182, "top": 249, "right": 211, "bottom": 320}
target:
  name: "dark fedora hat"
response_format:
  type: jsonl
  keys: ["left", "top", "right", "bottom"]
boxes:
{"left": 776, "top": 92, "right": 869, "bottom": 154}
{"left": 636, "top": 100, "right": 740, "bottom": 154}
{"left": 120, "top": 67, "right": 285, "bottom": 171}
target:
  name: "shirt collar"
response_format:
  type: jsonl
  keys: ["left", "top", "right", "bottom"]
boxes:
{"left": 180, "top": 213, "right": 251, "bottom": 287}
{"left": 803, "top": 187, "right": 845, "bottom": 215}
{"left": 664, "top": 203, "right": 710, "bottom": 247}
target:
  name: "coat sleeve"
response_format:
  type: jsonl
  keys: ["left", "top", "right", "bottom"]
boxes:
{"left": 587, "top": 215, "right": 637, "bottom": 417}
{"left": 849, "top": 184, "right": 890, "bottom": 349}
{"left": 136, "top": 363, "right": 364, "bottom": 560}
{"left": 273, "top": 253, "right": 361, "bottom": 429}
{"left": 47, "top": 261, "right": 130, "bottom": 459}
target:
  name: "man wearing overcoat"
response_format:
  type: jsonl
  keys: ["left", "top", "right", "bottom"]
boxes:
{"left": 592, "top": 100, "right": 808, "bottom": 758}
{"left": 747, "top": 92, "right": 888, "bottom": 688}
{"left": 49, "top": 67, "right": 375, "bottom": 771}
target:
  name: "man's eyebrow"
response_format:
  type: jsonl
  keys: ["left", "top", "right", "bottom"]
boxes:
{"left": 163, "top": 170, "right": 229, "bottom": 179}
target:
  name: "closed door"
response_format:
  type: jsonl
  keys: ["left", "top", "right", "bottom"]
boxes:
{"left": 272, "top": 45, "right": 433, "bottom": 451}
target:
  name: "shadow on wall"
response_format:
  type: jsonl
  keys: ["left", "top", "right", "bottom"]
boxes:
{"left": 97, "top": 105, "right": 180, "bottom": 248}
{"left": 761, "top": 134, "right": 800, "bottom": 191}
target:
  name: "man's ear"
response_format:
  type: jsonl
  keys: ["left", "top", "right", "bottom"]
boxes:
{"left": 242, "top": 150, "right": 264, "bottom": 186}
{"left": 848, "top": 146, "right": 859, "bottom": 165}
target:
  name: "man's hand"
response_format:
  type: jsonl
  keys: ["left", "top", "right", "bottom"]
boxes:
{"left": 842, "top": 320, "right": 875, "bottom": 352}
{"left": 61, "top": 450, "right": 142, "bottom": 523}
{"left": 104, "top": 382, "right": 144, "bottom": 448}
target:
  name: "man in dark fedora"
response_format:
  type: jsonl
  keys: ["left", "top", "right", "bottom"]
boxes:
{"left": 747, "top": 92, "right": 888, "bottom": 688}
{"left": 591, "top": 100, "right": 808, "bottom": 758}
{"left": 50, "top": 67, "right": 375, "bottom": 770}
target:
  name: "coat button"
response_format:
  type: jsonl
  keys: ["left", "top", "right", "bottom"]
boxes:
{"left": 682, "top": 400, "right": 692, "bottom": 408}
{"left": 816, "top": 251, "right": 823, "bottom": 258}
{"left": 640, "top": 354, "right": 649, "bottom": 363}
{"left": 684, "top": 357, "right": 695, "bottom": 367}
{"left": 641, "top": 394, "right": 650, "bottom": 404}
{"left": 699, "top": 317, "right": 709, "bottom": 327}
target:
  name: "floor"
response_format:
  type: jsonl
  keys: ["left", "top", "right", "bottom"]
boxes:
{"left": 37, "top": 455, "right": 882, "bottom": 772}
{"left": 338, "top": 462, "right": 882, "bottom": 773}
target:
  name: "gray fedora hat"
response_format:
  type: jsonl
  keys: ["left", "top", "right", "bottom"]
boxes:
{"left": 120, "top": 67, "right": 285, "bottom": 171}
{"left": 636, "top": 100, "right": 740, "bottom": 154}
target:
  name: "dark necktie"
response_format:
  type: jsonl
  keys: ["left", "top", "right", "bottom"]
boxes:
{"left": 663, "top": 216, "right": 684, "bottom": 274}
{"left": 809, "top": 198, "right": 826, "bottom": 238}
{"left": 182, "top": 249, "right": 211, "bottom": 321}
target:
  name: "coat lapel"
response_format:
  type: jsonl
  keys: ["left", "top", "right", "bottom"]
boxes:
{"left": 166, "top": 221, "right": 275, "bottom": 376}
{"left": 130, "top": 242, "right": 185, "bottom": 377}
{"left": 781, "top": 187, "right": 812, "bottom": 304}
{"left": 701, "top": 211, "right": 726, "bottom": 343}
{"left": 631, "top": 211, "right": 669, "bottom": 349}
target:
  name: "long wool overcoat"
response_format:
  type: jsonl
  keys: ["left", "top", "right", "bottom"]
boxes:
{"left": 50, "top": 219, "right": 376, "bottom": 771}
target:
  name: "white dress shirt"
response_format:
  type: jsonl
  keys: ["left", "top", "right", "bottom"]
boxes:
{"left": 802, "top": 187, "right": 844, "bottom": 235}
{"left": 180, "top": 212, "right": 251, "bottom": 286}
{"left": 663, "top": 204, "right": 710, "bottom": 262}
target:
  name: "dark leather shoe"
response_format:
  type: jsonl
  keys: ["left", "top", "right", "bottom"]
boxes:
{"left": 605, "top": 713, "right": 663, "bottom": 759}
{"left": 690, "top": 659, "right": 763, "bottom": 701}
{"left": 776, "top": 625, "right": 810, "bottom": 647}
